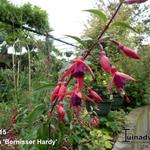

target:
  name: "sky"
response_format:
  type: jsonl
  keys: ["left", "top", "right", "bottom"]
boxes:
{"left": 10, "top": 0, "right": 96, "bottom": 51}
{"left": 8, "top": 0, "right": 150, "bottom": 54}
{"left": 11, "top": 0, "right": 95, "bottom": 36}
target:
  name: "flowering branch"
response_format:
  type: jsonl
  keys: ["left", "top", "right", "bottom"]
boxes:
{"left": 49, "top": 0, "right": 145, "bottom": 123}
{"left": 49, "top": 2, "right": 123, "bottom": 114}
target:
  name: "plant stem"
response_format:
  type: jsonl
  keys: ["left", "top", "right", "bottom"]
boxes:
{"left": 17, "top": 60, "right": 20, "bottom": 88}
{"left": 12, "top": 53, "right": 17, "bottom": 101}
{"left": 83, "top": 2, "right": 123, "bottom": 59}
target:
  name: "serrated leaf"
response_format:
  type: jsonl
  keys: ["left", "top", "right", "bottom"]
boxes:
{"left": 84, "top": 9, "right": 107, "bottom": 22}
{"left": 112, "top": 21, "right": 137, "bottom": 32}
{"left": 28, "top": 104, "right": 45, "bottom": 124}
{"left": 65, "top": 35, "right": 87, "bottom": 48}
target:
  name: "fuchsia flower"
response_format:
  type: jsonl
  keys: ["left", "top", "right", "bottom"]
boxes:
{"left": 111, "top": 40, "right": 140, "bottom": 60}
{"left": 9, "top": 112, "right": 17, "bottom": 128}
{"left": 51, "top": 81, "right": 62, "bottom": 101}
{"left": 70, "top": 84, "right": 82, "bottom": 108}
{"left": 51, "top": 82, "right": 67, "bottom": 102}
{"left": 61, "top": 56, "right": 95, "bottom": 89}
{"left": 69, "top": 84, "right": 96, "bottom": 108}
{"left": 61, "top": 56, "right": 95, "bottom": 79}
{"left": 59, "top": 84, "right": 96, "bottom": 118}
{"left": 87, "top": 87, "right": 104, "bottom": 102}
{"left": 70, "top": 93, "right": 82, "bottom": 107}
{"left": 73, "top": 63, "right": 84, "bottom": 78}
{"left": 125, "top": 95, "right": 131, "bottom": 103}
{"left": 126, "top": 0, "right": 148, "bottom": 4}
{"left": 57, "top": 101, "right": 65, "bottom": 122}
{"left": 92, "top": 116, "right": 99, "bottom": 127}
{"left": 100, "top": 50, "right": 111, "bottom": 74}
{"left": 57, "top": 82, "right": 67, "bottom": 101}
{"left": 8, "top": 135, "right": 17, "bottom": 141}
{"left": 85, "top": 122, "right": 91, "bottom": 127}
{"left": 109, "top": 66, "right": 135, "bottom": 95}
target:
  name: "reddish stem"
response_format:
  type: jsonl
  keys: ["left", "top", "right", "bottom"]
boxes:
{"left": 83, "top": 2, "right": 123, "bottom": 59}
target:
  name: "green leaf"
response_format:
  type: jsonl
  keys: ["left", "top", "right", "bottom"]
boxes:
{"left": 112, "top": 21, "right": 137, "bottom": 32}
{"left": 71, "top": 133, "right": 80, "bottom": 143}
{"left": 36, "top": 124, "right": 49, "bottom": 150}
{"left": 84, "top": 9, "right": 107, "bottom": 22}
{"left": 58, "top": 122, "right": 65, "bottom": 141}
{"left": 105, "top": 141, "right": 112, "bottom": 149}
{"left": 33, "top": 82, "right": 55, "bottom": 92}
{"left": 28, "top": 104, "right": 45, "bottom": 124}
{"left": 37, "top": 124, "right": 49, "bottom": 139}
{"left": 65, "top": 35, "right": 87, "bottom": 48}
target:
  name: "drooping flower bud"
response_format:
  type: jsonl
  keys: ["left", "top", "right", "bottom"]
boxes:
{"left": 57, "top": 102, "right": 65, "bottom": 122}
{"left": 57, "top": 82, "right": 67, "bottom": 101}
{"left": 111, "top": 40, "right": 140, "bottom": 60}
{"left": 100, "top": 51, "right": 111, "bottom": 74}
{"left": 92, "top": 116, "right": 99, "bottom": 127}
{"left": 118, "top": 44, "right": 140, "bottom": 60}
{"left": 87, "top": 87, "right": 104, "bottom": 102}
{"left": 126, "top": 0, "right": 148, "bottom": 4}
{"left": 51, "top": 82, "right": 62, "bottom": 101}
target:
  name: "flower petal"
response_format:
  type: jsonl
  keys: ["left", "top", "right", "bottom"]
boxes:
{"left": 115, "top": 72, "right": 135, "bottom": 81}
{"left": 113, "top": 78, "right": 122, "bottom": 94}
{"left": 87, "top": 87, "right": 104, "bottom": 102}
{"left": 57, "top": 102, "right": 65, "bottom": 122}
{"left": 82, "top": 93, "right": 96, "bottom": 104}
{"left": 51, "top": 82, "right": 61, "bottom": 101}
{"left": 75, "top": 59, "right": 95, "bottom": 79}
{"left": 57, "top": 82, "right": 67, "bottom": 101}
{"left": 109, "top": 75, "right": 115, "bottom": 93}
{"left": 77, "top": 77, "right": 84, "bottom": 90}
{"left": 61, "top": 63, "right": 77, "bottom": 80}
{"left": 111, "top": 40, "right": 140, "bottom": 60}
